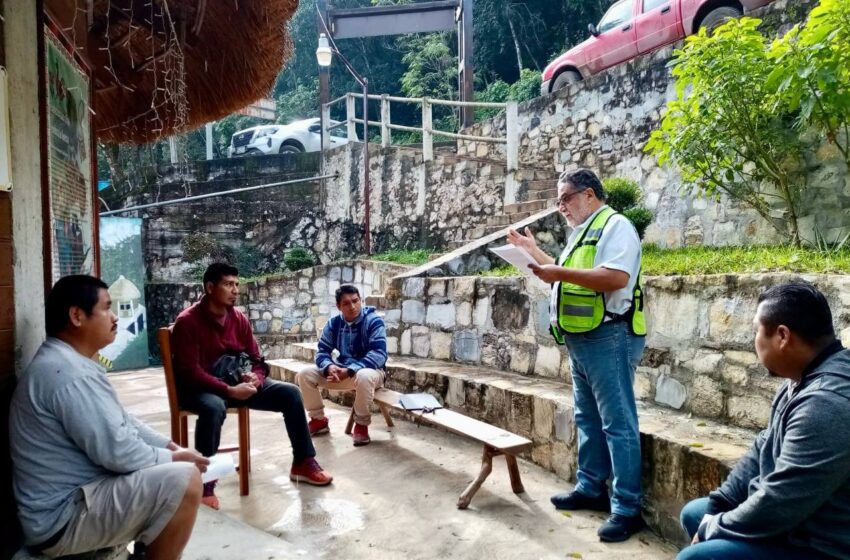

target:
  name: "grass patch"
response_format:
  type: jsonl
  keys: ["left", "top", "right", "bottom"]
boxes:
{"left": 370, "top": 244, "right": 850, "bottom": 276}
{"left": 642, "top": 244, "right": 850, "bottom": 275}
{"left": 369, "top": 249, "right": 434, "bottom": 265}
{"left": 479, "top": 264, "right": 521, "bottom": 277}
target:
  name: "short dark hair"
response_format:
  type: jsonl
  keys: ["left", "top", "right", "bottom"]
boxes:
{"left": 757, "top": 282, "right": 835, "bottom": 345}
{"left": 335, "top": 284, "right": 360, "bottom": 304}
{"left": 203, "top": 262, "right": 239, "bottom": 289}
{"left": 558, "top": 168, "right": 606, "bottom": 201}
{"left": 45, "top": 275, "right": 109, "bottom": 337}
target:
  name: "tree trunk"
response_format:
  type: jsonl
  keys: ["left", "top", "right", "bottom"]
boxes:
{"left": 506, "top": 9, "right": 524, "bottom": 76}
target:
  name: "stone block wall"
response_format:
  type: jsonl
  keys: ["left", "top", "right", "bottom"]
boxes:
{"left": 106, "top": 153, "right": 325, "bottom": 282}
{"left": 385, "top": 275, "right": 566, "bottom": 377}
{"left": 145, "top": 260, "right": 409, "bottom": 362}
{"left": 320, "top": 144, "right": 529, "bottom": 254}
{"left": 386, "top": 271, "right": 850, "bottom": 430}
{"left": 239, "top": 260, "right": 409, "bottom": 339}
{"left": 454, "top": 0, "right": 850, "bottom": 248}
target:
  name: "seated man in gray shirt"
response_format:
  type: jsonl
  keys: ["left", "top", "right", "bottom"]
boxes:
{"left": 677, "top": 282, "right": 850, "bottom": 560}
{"left": 9, "top": 275, "right": 209, "bottom": 559}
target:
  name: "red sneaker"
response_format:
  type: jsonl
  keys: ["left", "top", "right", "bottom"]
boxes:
{"left": 308, "top": 416, "right": 330, "bottom": 436}
{"left": 201, "top": 481, "right": 220, "bottom": 510}
{"left": 352, "top": 423, "right": 371, "bottom": 447}
{"left": 290, "top": 458, "right": 333, "bottom": 486}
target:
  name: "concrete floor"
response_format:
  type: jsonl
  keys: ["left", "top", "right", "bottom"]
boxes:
{"left": 113, "top": 368, "right": 678, "bottom": 560}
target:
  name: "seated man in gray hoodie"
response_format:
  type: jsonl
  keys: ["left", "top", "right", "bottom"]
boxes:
{"left": 296, "top": 284, "right": 387, "bottom": 446}
{"left": 9, "top": 275, "right": 209, "bottom": 559}
{"left": 677, "top": 282, "right": 850, "bottom": 560}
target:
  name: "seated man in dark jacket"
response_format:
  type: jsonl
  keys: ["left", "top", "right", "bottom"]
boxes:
{"left": 678, "top": 282, "right": 850, "bottom": 560}
{"left": 296, "top": 284, "right": 388, "bottom": 446}
{"left": 172, "top": 263, "right": 332, "bottom": 510}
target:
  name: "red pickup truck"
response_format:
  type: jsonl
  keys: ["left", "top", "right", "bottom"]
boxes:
{"left": 541, "top": 0, "right": 774, "bottom": 95}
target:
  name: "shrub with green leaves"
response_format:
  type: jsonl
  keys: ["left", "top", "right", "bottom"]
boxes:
{"left": 602, "top": 177, "right": 653, "bottom": 239}
{"left": 283, "top": 247, "right": 314, "bottom": 272}
{"left": 603, "top": 178, "right": 642, "bottom": 213}
{"left": 623, "top": 207, "right": 654, "bottom": 240}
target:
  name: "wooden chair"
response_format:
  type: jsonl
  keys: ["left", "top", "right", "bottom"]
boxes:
{"left": 157, "top": 327, "right": 251, "bottom": 496}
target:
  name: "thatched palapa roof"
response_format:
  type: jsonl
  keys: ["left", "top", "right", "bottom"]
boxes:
{"left": 77, "top": 0, "right": 297, "bottom": 144}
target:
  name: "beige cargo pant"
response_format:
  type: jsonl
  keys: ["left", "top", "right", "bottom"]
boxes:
{"left": 295, "top": 365, "right": 385, "bottom": 426}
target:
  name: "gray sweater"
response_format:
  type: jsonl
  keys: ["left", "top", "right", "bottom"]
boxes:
{"left": 9, "top": 338, "right": 172, "bottom": 545}
{"left": 702, "top": 342, "right": 850, "bottom": 558}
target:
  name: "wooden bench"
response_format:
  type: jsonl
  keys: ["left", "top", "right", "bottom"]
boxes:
{"left": 367, "top": 388, "right": 532, "bottom": 509}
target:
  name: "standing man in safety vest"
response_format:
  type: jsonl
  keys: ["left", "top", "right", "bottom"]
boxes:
{"left": 507, "top": 168, "right": 646, "bottom": 543}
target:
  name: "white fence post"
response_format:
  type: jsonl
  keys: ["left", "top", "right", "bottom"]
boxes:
{"left": 381, "top": 95, "right": 391, "bottom": 148}
{"left": 504, "top": 101, "right": 519, "bottom": 205}
{"left": 346, "top": 93, "right": 357, "bottom": 141}
{"left": 506, "top": 101, "right": 518, "bottom": 172}
{"left": 422, "top": 98, "right": 433, "bottom": 162}
{"left": 321, "top": 103, "right": 331, "bottom": 153}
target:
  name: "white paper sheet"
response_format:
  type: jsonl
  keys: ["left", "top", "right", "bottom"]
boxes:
{"left": 488, "top": 244, "right": 550, "bottom": 290}
{"left": 201, "top": 453, "right": 237, "bottom": 483}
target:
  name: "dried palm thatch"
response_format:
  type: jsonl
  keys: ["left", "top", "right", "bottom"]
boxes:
{"left": 85, "top": 0, "right": 297, "bottom": 144}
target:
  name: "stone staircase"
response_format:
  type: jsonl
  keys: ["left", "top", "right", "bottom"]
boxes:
{"left": 448, "top": 168, "right": 561, "bottom": 250}
{"left": 271, "top": 340, "right": 756, "bottom": 546}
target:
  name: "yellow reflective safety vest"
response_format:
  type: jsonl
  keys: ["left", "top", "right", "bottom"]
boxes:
{"left": 550, "top": 206, "right": 646, "bottom": 343}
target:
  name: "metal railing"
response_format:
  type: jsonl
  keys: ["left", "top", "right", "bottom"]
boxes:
{"left": 322, "top": 93, "right": 519, "bottom": 174}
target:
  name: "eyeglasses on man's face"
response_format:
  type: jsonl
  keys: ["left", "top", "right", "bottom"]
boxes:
{"left": 557, "top": 188, "right": 586, "bottom": 207}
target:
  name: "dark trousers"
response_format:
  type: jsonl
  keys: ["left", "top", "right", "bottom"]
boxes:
{"left": 181, "top": 379, "right": 315, "bottom": 464}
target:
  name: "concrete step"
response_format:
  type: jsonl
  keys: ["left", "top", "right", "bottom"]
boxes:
{"left": 12, "top": 508, "right": 296, "bottom": 560}
{"left": 524, "top": 188, "right": 558, "bottom": 202}
{"left": 485, "top": 214, "right": 512, "bottom": 227}
{"left": 270, "top": 345, "right": 755, "bottom": 546}
{"left": 504, "top": 200, "right": 549, "bottom": 215}
{"left": 484, "top": 224, "right": 509, "bottom": 235}
{"left": 526, "top": 179, "right": 558, "bottom": 192}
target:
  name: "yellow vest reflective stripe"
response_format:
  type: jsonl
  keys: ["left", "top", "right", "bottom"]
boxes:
{"left": 551, "top": 207, "right": 646, "bottom": 340}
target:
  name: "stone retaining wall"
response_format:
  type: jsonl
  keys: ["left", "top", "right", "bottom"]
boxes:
{"left": 385, "top": 272, "right": 850, "bottom": 430}
{"left": 145, "top": 260, "right": 409, "bottom": 362}
{"left": 454, "top": 0, "right": 850, "bottom": 248}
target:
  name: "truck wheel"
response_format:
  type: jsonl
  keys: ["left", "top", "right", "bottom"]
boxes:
{"left": 279, "top": 143, "right": 303, "bottom": 155}
{"left": 699, "top": 6, "right": 743, "bottom": 34}
{"left": 552, "top": 70, "right": 582, "bottom": 93}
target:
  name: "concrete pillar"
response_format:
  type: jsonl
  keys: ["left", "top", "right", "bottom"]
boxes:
{"left": 7, "top": 0, "right": 46, "bottom": 371}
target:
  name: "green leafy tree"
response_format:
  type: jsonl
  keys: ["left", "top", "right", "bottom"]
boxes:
{"left": 768, "top": 0, "right": 850, "bottom": 168}
{"left": 645, "top": 18, "right": 806, "bottom": 246}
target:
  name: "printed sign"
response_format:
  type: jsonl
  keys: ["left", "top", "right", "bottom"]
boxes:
{"left": 46, "top": 33, "right": 94, "bottom": 281}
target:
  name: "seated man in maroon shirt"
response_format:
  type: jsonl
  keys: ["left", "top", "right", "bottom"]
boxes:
{"left": 171, "top": 263, "right": 332, "bottom": 509}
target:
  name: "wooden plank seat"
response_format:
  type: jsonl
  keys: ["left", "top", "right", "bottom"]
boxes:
{"left": 368, "top": 387, "right": 532, "bottom": 509}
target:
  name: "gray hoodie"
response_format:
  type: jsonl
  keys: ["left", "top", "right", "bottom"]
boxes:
{"left": 701, "top": 341, "right": 850, "bottom": 559}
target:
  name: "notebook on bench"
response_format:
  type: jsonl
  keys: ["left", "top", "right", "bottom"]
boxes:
{"left": 398, "top": 392, "right": 443, "bottom": 412}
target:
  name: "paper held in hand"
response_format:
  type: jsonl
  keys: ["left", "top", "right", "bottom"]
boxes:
{"left": 489, "top": 244, "right": 550, "bottom": 290}
{"left": 201, "top": 453, "right": 237, "bottom": 484}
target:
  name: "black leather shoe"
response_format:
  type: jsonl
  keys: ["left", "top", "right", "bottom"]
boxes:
{"left": 597, "top": 513, "right": 646, "bottom": 542}
{"left": 550, "top": 490, "right": 611, "bottom": 512}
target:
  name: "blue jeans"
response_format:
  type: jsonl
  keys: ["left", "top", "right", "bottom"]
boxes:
{"left": 565, "top": 320, "right": 644, "bottom": 517}
{"left": 677, "top": 498, "right": 831, "bottom": 559}
{"left": 181, "top": 378, "right": 315, "bottom": 463}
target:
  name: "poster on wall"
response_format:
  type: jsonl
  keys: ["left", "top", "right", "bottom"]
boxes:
{"left": 99, "top": 218, "right": 149, "bottom": 370}
{"left": 46, "top": 33, "right": 94, "bottom": 282}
